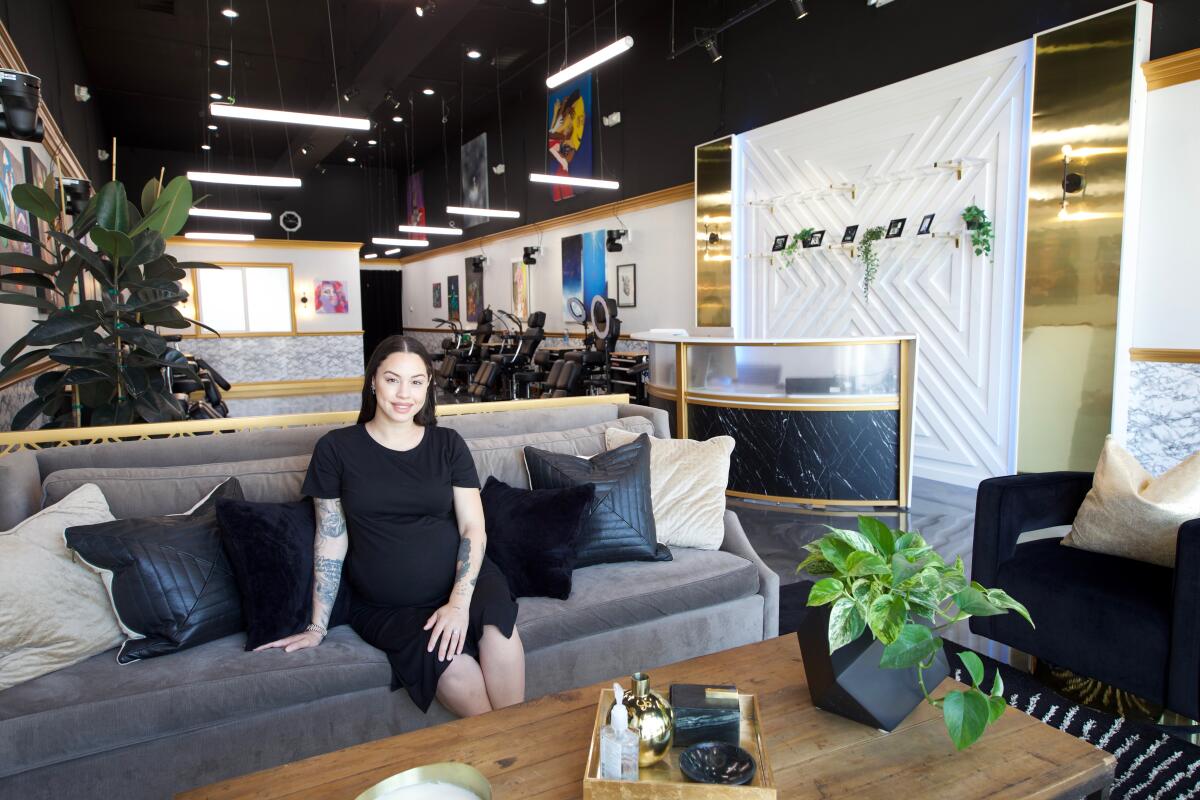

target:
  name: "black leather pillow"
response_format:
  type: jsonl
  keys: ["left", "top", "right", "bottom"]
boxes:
{"left": 65, "top": 478, "right": 246, "bottom": 664}
{"left": 480, "top": 476, "right": 595, "bottom": 599}
{"left": 215, "top": 497, "right": 351, "bottom": 651}
{"left": 523, "top": 434, "right": 670, "bottom": 567}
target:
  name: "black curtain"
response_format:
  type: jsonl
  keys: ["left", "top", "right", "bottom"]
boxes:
{"left": 359, "top": 270, "right": 403, "bottom": 367}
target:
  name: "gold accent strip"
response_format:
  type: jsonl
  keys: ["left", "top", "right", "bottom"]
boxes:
{"left": 1129, "top": 348, "right": 1200, "bottom": 363}
{"left": 181, "top": 330, "right": 364, "bottom": 340}
{"left": 361, "top": 259, "right": 405, "bottom": 266}
{"left": 1143, "top": 47, "right": 1200, "bottom": 91}
{"left": 0, "top": 359, "right": 54, "bottom": 392}
{"left": 898, "top": 338, "right": 915, "bottom": 507}
{"left": 223, "top": 377, "right": 363, "bottom": 399}
{"left": 675, "top": 343, "right": 688, "bottom": 437}
{"left": 0, "top": 394, "right": 630, "bottom": 456}
{"left": 396, "top": 184, "right": 694, "bottom": 264}
{"left": 686, "top": 389, "right": 899, "bottom": 406}
{"left": 686, "top": 396, "right": 900, "bottom": 413}
{"left": 168, "top": 237, "right": 363, "bottom": 251}
{"left": 645, "top": 383, "right": 679, "bottom": 401}
{"left": 726, "top": 489, "right": 900, "bottom": 508}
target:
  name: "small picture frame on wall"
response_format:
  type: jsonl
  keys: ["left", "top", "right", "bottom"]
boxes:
{"left": 886, "top": 218, "right": 906, "bottom": 239}
{"left": 616, "top": 263, "right": 636, "bottom": 308}
{"left": 917, "top": 213, "right": 935, "bottom": 235}
{"left": 803, "top": 229, "right": 825, "bottom": 248}
{"left": 432, "top": 282, "right": 442, "bottom": 308}
{"left": 842, "top": 225, "right": 859, "bottom": 244}
{"left": 770, "top": 234, "right": 789, "bottom": 252}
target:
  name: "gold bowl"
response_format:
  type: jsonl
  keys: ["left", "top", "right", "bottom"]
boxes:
{"left": 353, "top": 761, "right": 492, "bottom": 800}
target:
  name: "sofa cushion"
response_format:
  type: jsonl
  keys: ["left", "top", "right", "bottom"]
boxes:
{"left": 515, "top": 547, "right": 760, "bottom": 652}
{"left": 42, "top": 454, "right": 312, "bottom": 518}
{"left": 464, "top": 416, "right": 654, "bottom": 489}
{"left": 0, "top": 625, "right": 389, "bottom": 780}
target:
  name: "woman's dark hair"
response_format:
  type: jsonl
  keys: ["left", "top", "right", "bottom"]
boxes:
{"left": 358, "top": 335, "right": 437, "bottom": 426}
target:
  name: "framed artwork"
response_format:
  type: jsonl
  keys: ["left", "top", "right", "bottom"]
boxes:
{"left": 616, "top": 263, "right": 636, "bottom": 308}
{"left": 803, "top": 230, "right": 825, "bottom": 248}
{"left": 406, "top": 171, "right": 427, "bottom": 241}
{"left": 432, "top": 282, "right": 442, "bottom": 308}
{"left": 917, "top": 213, "right": 935, "bottom": 235}
{"left": 459, "top": 132, "right": 489, "bottom": 228}
{"left": 314, "top": 280, "right": 349, "bottom": 314}
{"left": 512, "top": 259, "right": 529, "bottom": 320}
{"left": 22, "top": 147, "right": 60, "bottom": 310}
{"left": 0, "top": 140, "right": 32, "bottom": 257}
{"left": 447, "top": 275, "right": 460, "bottom": 321}
{"left": 842, "top": 225, "right": 859, "bottom": 244}
{"left": 464, "top": 257, "right": 484, "bottom": 323}
{"left": 886, "top": 218, "right": 906, "bottom": 239}
{"left": 546, "top": 73, "right": 592, "bottom": 202}
{"left": 770, "top": 234, "right": 789, "bottom": 252}
{"left": 561, "top": 229, "right": 606, "bottom": 320}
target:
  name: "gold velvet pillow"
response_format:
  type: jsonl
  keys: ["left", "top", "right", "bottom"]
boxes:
{"left": 1063, "top": 437, "right": 1200, "bottom": 567}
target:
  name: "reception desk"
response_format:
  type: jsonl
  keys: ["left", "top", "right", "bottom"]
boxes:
{"left": 635, "top": 334, "right": 917, "bottom": 508}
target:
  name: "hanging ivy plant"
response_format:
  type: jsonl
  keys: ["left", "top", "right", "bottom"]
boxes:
{"left": 961, "top": 205, "right": 994, "bottom": 259}
{"left": 780, "top": 228, "right": 815, "bottom": 269}
{"left": 857, "top": 226, "right": 885, "bottom": 300}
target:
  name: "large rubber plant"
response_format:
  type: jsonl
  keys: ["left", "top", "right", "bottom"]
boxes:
{"left": 0, "top": 175, "right": 218, "bottom": 429}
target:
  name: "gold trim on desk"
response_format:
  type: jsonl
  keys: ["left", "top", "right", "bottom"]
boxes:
{"left": 726, "top": 489, "right": 901, "bottom": 508}
{"left": 687, "top": 396, "right": 900, "bottom": 413}
{"left": 675, "top": 343, "right": 688, "bottom": 438}
{"left": 1142, "top": 47, "right": 1200, "bottom": 91}
{"left": 686, "top": 389, "right": 900, "bottom": 406}
{"left": 168, "top": 237, "right": 364, "bottom": 252}
{"left": 1129, "top": 347, "right": 1200, "bottom": 364}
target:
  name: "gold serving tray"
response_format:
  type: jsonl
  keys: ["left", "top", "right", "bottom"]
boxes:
{"left": 583, "top": 689, "right": 776, "bottom": 799}
{"left": 353, "top": 761, "right": 491, "bottom": 800}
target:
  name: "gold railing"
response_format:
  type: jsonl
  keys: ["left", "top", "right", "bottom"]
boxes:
{"left": 0, "top": 393, "right": 630, "bottom": 458}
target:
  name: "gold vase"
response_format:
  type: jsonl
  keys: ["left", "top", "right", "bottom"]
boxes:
{"left": 619, "top": 672, "right": 675, "bottom": 766}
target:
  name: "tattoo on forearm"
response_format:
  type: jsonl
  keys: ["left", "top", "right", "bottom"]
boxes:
{"left": 455, "top": 538, "right": 471, "bottom": 585}
{"left": 315, "top": 498, "right": 346, "bottom": 539}
{"left": 314, "top": 555, "right": 343, "bottom": 621}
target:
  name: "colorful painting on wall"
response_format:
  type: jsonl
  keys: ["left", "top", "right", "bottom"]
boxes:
{"left": 512, "top": 260, "right": 529, "bottom": 320}
{"left": 432, "top": 282, "right": 442, "bottom": 309}
{"left": 406, "top": 171, "right": 426, "bottom": 241}
{"left": 459, "top": 132, "right": 489, "bottom": 228}
{"left": 0, "top": 141, "right": 32, "bottom": 256}
{"left": 546, "top": 74, "right": 593, "bottom": 202}
{"left": 314, "top": 280, "right": 349, "bottom": 314}
{"left": 561, "top": 229, "right": 606, "bottom": 321}
{"left": 447, "top": 275, "right": 460, "bottom": 321}
{"left": 464, "top": 258, "right": 484, "bottom": 323}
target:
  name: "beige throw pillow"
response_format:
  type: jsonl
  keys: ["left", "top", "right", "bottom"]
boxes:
{"left": 605, "top": 428, "right": 734, "bottom": 550}
{"left": 0, "top": 483, "right": 124, "bottom": 690}
{"left": 1062, "top": 436, "right": 1200, "bottom": 567}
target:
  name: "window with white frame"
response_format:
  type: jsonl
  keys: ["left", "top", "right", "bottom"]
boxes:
{"left": 192, "top": 264, "right": 294, "bottom": 334}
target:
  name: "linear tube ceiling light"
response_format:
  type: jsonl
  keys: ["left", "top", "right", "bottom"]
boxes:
{"left": 546, "top": 36, "right": 633, "bottom": 88}
{"left": 209, "top": 103, "right": 370, "bottom": 131}
{"left": 529, "top": 173, "right": 619, "bottom": 190}
{"left": 184, "top": 232, "right": 255, "bottom": 241}
{"left": 189, "top": 208, "right": 272, "bottom": 221}
{"left": 371, "top": 237, "right": 431, "bottom": 247}
{"left": 446, "top": 205, "right": 520, "bottom": 219}
{"left": 363, "top": 253, "right": 378, "bottom": 259}
{"left": 187, "top": 171, "right": 302, "bottom": 188}
{"left": 396, "top": 224, "right": 462, "bottom": 236}
{"left": 384, "top": 248, "right": 401, "bottom": 255}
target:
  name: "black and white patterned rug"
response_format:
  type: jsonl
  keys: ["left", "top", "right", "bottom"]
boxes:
{"left": 780, "top": 582, "right": 1200, "bottom": 799}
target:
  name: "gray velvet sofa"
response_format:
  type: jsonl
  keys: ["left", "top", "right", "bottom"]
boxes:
{"left": 0, "top": 402, "right": 778, "bottom": 800}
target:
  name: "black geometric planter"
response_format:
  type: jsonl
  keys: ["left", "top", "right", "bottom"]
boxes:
{"left": 796, "top": 605, "right": 950, "bottom": 732}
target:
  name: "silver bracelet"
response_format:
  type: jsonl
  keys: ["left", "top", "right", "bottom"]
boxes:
{"left": 305, "top": 622, "right": 328, "bottom": 638}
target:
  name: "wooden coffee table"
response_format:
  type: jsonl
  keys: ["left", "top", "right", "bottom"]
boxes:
{"left": 179, "top": 636, "right": 1113, "bottom": 799}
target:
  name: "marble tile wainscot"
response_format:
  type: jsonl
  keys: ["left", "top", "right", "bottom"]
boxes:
{"left": 175, "top": 334, "right": 365, "bottom": 384}
{"left": 1127, "top": 358, "right": 1200, "bottom": 475}
{"left": 0, "top": 372, "right": 40, "bottom": 431}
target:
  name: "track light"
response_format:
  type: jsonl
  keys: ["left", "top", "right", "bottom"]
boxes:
{"left": 788, "top": 0, "right": 809, "bottom": 19}
{"left": 299, "top": 142, "right": 310, "bottom": 155}
{"left": 523, "top": 246, "right": 540, "bottom": 264}
{"left": 702, "top": 39, "right": 722, "bottom": 63}
{"left": 384, "top": 90, "right": 403, "bottom": 110}
{"left": 415, "top": 1, "right": 435, "bottom": 17}
{"left": 342, "top": 87, "right": 359, "bottom": 102}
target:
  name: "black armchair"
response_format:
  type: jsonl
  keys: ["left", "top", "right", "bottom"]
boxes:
{"left": 970, "top": 472, "right": 1200, "bottom": 720}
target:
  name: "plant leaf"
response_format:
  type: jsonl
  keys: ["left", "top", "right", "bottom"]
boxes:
{"left": 890, "top": 552, "right": 926, "bottom": 586}
{"left": 958, "top": 651, "right": 985, "bottom": 688}
{"left": 987, "top": 695, "right": 1007, "bottom": 724}
{"left": 27, "top": 309, "right": 101, "bottom": 346}
{"left": 857, "top": 516, "right": 896, "bottom": 557}
{"left": 827, "top": 596, "right": 865, "bottom": 654}
{"left": 807, "top": 577, "right": 844, "bottom": 607}
{"left": 48, "top": 341, "right": 110, "bottom": 367}
{"left": 942, "top": 689, "right": 991, "bottom": 750}
{"left": 125, "top": 229, "right": 166, "bottom": 269}
{"left": 0, "top": 272, "right": 54, "bottom": 290}
{"left": 0, "top": 292, "right": 57, "bottom": 313}
{"left": 136, "top": 176, "right": 192, "bottom": 237}
{"left": 866, "top": 593, "right": 907, "bottom": 645}
{"left": 846, "top": 550, "right": 890, "bottom": 577}
{"left": 173, "top": 260, "right": 222, "bottom": 269}
{"left": 818, "top": 536, "right": 854, "bottom": 572}
{"left": 1, "top": 331, "right": 30, "bottom": 366}
{"left": 34, "top": 368, "right": 67, "bottom": 397}
{"left": 0, "top": 251, "right": 56, "bottom": 273}
{"left": 879, "top": 623, "right": 941, "bottom": 669}
{"left": 63, "top": 366, "right": 112, "bottom": 385}
{"left": 56, "top": 254, "right": 84, "bottom": 295}
{"left": 90, "top": 228, "right": 134, "bottom": 259}
{"left": 0, "top": 221, "right": 36, "bottom": 244}
{"left": 953, "top": 586, "right": 1005, "bottom": 619}
{"left": 11, "top": 395, "right": 48, "bottom": 431}
{"left": 13, "top": 183, "right": 61, "bottom": 223}
{"left": 825, "top": 527, "right": 878, "bottom": 555}
{"left": 141, "top": 178, "right": 162, "bottom": 216}
{"left": 985, "top": 588, "right": 1034, "bottom": 627}
{"left": 0, "top": 347, "right": 52, "bottom": 383}
{"left": 111, "top": 326, "right": 167, "bottom": 356}
{"left": 48, "top": 230, "right": 107, "bottom": 281}
{"left": 94, "top": 181, "right": 129, "bottom": 232}
{"left": 990, "top": 670, "right": 1004, "bottom": 699}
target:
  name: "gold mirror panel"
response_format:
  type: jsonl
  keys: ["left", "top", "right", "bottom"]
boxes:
{"left": 1018, "top": 5, "right": 1137, "bottom": 473}
{"left": 695, "top": 136, "right": 733, "bottom": 328}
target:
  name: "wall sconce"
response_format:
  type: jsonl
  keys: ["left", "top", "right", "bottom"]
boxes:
{"left": 298, "top": 290, "right": 310, "bottom": 310}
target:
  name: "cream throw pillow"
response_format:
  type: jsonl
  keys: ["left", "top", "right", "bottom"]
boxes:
{"left": 1062, "top": 436, "right": 1200, "bottom": 568}
{"left": 605, "top": 428, "right": 734, "bottom": 550}
{"left": 0, "top": 483, "right": 124, "bottom": 690}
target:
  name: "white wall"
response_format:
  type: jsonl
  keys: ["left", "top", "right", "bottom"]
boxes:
{"left": 735, "top": 42, "right": 1032, "bottom": 488}
{"left": 400, "top": 199, "right": 695, "bottom": 335}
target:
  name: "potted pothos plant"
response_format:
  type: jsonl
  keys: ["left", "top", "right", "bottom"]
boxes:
{"left": 0, "top": 175, "right": 218, "bottom": 429}
{"left": 797, "top": 516, "right": 1033, "bottom": 750}
{"left": 961, "top": 204, "right": 994, "bottom": 259}
{"left": 856, "top": 225, "right": 885, "bottom": 300}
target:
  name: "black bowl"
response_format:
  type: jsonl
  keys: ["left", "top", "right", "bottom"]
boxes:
{"left": 678, "top": 742, "right": 756, "bottom": 786}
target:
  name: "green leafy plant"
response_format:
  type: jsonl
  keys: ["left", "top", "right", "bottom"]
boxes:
{"left": 961, "top": 204, "right": 993, "bottom": 259}
{"left": 856, "top": 226, "right": 885, "bottom": 300}
{"left": 778, "top": 228, "right": 815, "bottom": 269}
{"left": 0, "top": 175, "right": 218, "bottom": 429}
{"left": 799, "top": 516, "right": 1033, "bottom": 750}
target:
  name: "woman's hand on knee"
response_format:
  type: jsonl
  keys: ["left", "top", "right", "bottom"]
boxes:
{"left": 253, "top": 630, "right": 324, "bottom": 653}
{"left": 425, "top": 603, "right": 470, "bottom": 662}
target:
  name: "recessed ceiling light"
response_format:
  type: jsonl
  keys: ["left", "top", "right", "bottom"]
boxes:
{"left": 467, "top": 49, "right": 482, "bottom": 59}
{"left": 346, "top": 156, "right": 356, "bottom": 163}
{"left": 201, "top": 144, "right": 212, "bottom": 150}
{"left": 392, "top": 115, "right": 403, "bottom": 123}
{"left": 209, "top": 92, "right": 223, "bottom": 100}
{"left": 221, "top": 8, "right": 238, "bottom": 19}
{"left": 531, "top": 0, "right": 546, "bottom": 5}
{"left": 214, "top": 58, "right": 230, "bottom": 67}
{"left": 422, "top": 88, "right": 435, "bottom": 96}
{"left": 207, "top": 123, "right": 218, "bottom": 130}
{"left": 367, "top": 139, "right": 377, "bottom": 145}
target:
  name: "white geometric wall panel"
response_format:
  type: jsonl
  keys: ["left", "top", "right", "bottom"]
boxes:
{"left": 735, "top": 42, "right": 1031, "bottom": 488}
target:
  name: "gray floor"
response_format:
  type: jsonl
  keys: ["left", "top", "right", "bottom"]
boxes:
{"left": 733, "top": 477, "right": 1014, "bottom": 662}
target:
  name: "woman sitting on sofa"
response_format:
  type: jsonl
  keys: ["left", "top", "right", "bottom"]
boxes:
{"left": 256, "top": 335, "right": 525, "bottom": 717}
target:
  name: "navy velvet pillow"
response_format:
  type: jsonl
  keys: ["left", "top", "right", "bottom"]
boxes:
{"left": 480, "top": 477, "right": 595, "bottom": 599}
{"left": 215, "top": 497, "right": 349, "bottom": 650}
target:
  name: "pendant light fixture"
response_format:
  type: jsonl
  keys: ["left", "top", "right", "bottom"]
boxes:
{"left": 545, "top": 35, "right": 633, "bottom": 88}
{"left": 189, "top": 208, "right": 272, "bottom": 220}
{"left": 446, "top": 205, "right": 521, "bottom": 219}
{"left": 396, "top": 224, "right": 463, "bottom": 236}
{"left": 371, "top": 237, "right": 431, "bottom": 247}
{"left": 187, "top": 171, "right": 301, "bottom": 188}
{"left": 210, "top": 103, "right": 370, "bottom": 131}
{"left": 184, "top": 232, "right": 255, "bottom": 241}
{"left": 529, "top": 173, "right": 619, "bottom": 190}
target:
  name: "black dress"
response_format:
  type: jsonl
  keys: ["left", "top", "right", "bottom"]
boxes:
{"left": 301, "top": 423, "right": 518, "bottom": 712}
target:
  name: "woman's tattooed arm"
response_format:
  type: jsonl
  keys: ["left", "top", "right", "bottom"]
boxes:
{"left": 312, "top": 497, "right": 349, "bottom": 628}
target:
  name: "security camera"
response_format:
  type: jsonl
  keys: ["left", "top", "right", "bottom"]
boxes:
{"left": 0, "top": 70, "right": 45, "bottom": 142}
{"left": 523, "top": 246, "right": 540, "bottom": 264}
{"left": 606, "top": 229, "right": 627, "bottom": 253}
